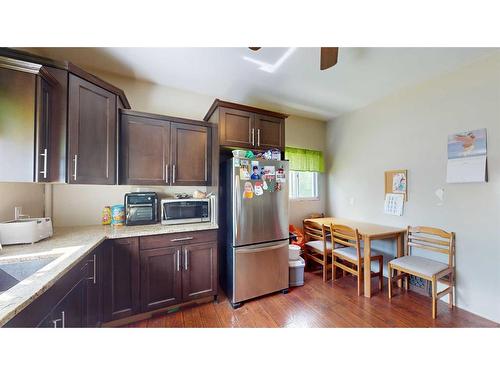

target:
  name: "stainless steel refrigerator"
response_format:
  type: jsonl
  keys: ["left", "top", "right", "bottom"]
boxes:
{"left": 220, "top": 157, "right": 289, "bottom": 308}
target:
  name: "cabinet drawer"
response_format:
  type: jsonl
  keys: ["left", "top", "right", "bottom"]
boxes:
{"left": 139, "top": 230, "right": 217, "bottom": 250}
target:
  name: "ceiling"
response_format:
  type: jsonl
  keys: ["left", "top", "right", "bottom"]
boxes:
{"left": 34, "top": 47, "right": 498, "bottom": 120}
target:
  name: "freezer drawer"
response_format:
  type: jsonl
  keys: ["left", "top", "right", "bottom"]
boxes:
{"left": 233, "top": 240, "right": 289, "bottom": 303}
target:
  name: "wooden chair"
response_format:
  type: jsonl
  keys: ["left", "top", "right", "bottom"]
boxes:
{"left": 330, "top": 224, "right": 384, "bottom": 296}
{"left": 303, "top": 220, "right": 332, "bottom": 282}
{"left": 388, "top": 226, "right": 455, "bottom": 319}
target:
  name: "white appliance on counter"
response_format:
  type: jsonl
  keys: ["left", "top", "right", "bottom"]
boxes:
{"left": 0, "top": 218, "right": 53, "bottom": 246}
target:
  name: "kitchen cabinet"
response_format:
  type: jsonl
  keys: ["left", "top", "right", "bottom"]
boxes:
{"left": 4, "top": 243, "right": 106, "bottom": 328}
{"left": 120, "top": 113, "right": 171, "bottom": 185}
{"left": 140, "top": 246, "right": 182, "bottom": 311}
{"left": 138, "top": 230, "right": 218, "bottom": 313}
{"left": 102, "top": 238, "right": 140, "bottom": 322}
{"left": 181, "top": 242, "right": 217, "bottom": 301}
{"left": 0, "top": 58, "right": 66, "bottom": 183}
{"left": 0, "top": 48, "right": 131, "bottom": 185}
{"left": 120, "top": 110, "right": 212, "bottom": 186}
{"left": 204, "top": 99, "right": 287, "bottom": 151}
{"left": 68, "top": 74, "right": 117, "bottom": 185}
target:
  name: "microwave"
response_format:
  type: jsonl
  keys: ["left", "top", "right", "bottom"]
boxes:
{"left": 161, "top": 198, "right": 211, "bottom": 225}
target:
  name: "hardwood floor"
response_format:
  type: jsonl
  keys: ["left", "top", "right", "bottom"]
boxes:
{"left": 122, "top": 270, "right": 498, "bottom": 328}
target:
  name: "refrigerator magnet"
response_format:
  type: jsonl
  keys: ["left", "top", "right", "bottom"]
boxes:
{"left": 243, "top": 181, "right": 254, "bottom": 199}
{"left": 276, "top": 182, "right": 282, "bottom": 191}
{"left": 240, "top": 165, "right": 250, "bottom": 180}
{"left": 262, "top": 165, "right": 276, "bottom": 179}
{"left": 254, "top": 181, "right": 264, "bottom": 196}
{"left": 251, "top": 161, "right": 261, "bottom": 180}
{"left": 263, "top": 179, "right": 268, "bottom": 191}
{"left": 276, "top": 167, "right": 286, "bottom": 183}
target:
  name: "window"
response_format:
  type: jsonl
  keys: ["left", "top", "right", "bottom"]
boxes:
{"left": 289, "top": 171, "right": 319, "bottom": 200}
{"left": 285, "top": 146, "right": 323, "bottom": 200}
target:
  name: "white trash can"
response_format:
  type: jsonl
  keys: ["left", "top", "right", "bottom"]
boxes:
{"left": 288, "top": 244, "right": 301, "bottom": 260}
{"left": 289, "top": 257, "right": 305, "bottom": 287}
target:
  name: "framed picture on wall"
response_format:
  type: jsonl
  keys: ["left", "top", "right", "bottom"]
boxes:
{"left": 385, "top": 169, "right": 408, "bottom": 201}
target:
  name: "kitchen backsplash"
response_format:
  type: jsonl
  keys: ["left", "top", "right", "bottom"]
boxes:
{"left": 51, "top": 184, "right": 207, "bottom": 227}
{"left": 0, "top": 183, "right": 45, "bottom": 222}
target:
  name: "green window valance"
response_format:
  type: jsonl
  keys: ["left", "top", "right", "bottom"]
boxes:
{"left": 285, "top": 147, "right": 324, "bottom": 173}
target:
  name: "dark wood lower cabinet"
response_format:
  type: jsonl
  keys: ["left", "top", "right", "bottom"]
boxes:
{"left": 4, "top": 231, "right": 217, "bottom": 327}
{"left": 182, "top": 242, "right": 217, "bottom": 301}
{"left": 140, "top": 246, "right": 182, "bottom": 311}
{"left": 102, "top": 238, "right": 140, "bottom": 322}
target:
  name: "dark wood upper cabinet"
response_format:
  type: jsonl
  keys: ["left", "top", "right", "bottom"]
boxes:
{"left": 119, "top": 110, "right": 213, "bottom": 186}
{"left": 254, "top": 113, "right": 285, "bottom": 149}
{"left": 140, "top": 246, "right": 182, "bottom": 311}
{"left": 0, "top": 58, "right": 66, "bottom": 183}
{"left": 102, "top": 238, "right": 140, "bottom": 322}
{"left": 181, "top": 242, "right": 217, "bottom": 301}
{"left": 120, "top": 114, "right": 170, "bottom": 185}
{"left": 171, "top": 122, "right": 211, "bottom": 186}
{"left": 68, "top": 74, "right": 117, "bottom": 185}
{"left": 218, "top": 108, "right": 254, "bottom": 148}
{"left": 204, "top": 99, "right": 287, "bottom": 151}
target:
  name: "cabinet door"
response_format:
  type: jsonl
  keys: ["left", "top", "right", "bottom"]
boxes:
{"left": 0, "top": 67, "right": 36, "bottom": 182}
{"left": 254, "top": 114, "right": 285, "bottom": 149}
{"left": 170, "top": 122, "right": 210, "bottom": 186}
{"left": 43, "top": 276, "right": 86, "bottom": 328}
{"left": 120, "top": 114, "right": 170, "bottom": 185}
{"left": 219, "top": 108, "right": 254, "bottom": 148}
{"left": 85, "top": 242, "right": 105, "bottom": 327}
{"left": 35, "top": 76, "right": 51, "bottom": 182}
{"left": 140, "top": 246, "right": 182, "bottom": 312}
{"left": 102, "top": 238, "right": 140, "bottom": 322}
{"left": 68, "top": 74, "right": 117, "bottom": 184}
{"left": 182, "top": 242, "right": 217, "bottom": 301}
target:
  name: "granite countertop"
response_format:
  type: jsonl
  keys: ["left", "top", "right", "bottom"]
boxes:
{"left": 0, "top": 222, "right": 218, "bottom": 326}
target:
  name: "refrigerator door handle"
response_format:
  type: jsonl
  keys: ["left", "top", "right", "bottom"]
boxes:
{"left": 234, "top": 172, "right": 241, "bottom": 241}
{"left": 236, "top": 240, "right": 289, "bottom": 254}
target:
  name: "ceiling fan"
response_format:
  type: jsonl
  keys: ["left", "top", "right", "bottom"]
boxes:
{"left": 248, "top": 47, "right": 339, "bottom": 70}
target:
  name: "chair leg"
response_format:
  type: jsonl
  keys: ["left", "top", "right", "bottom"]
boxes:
{"left": 388, "top": 264, "right": 392, "bottom": 299}
{"left": 431, "top": 276, "right": 437, "bottom": 319}
{"left": 332, "top": 256, "right": 337, "bottom": 282}
{"left": 448, "top": 270, "right": 454, "bottom": 309}
{"left": 405, "top": 273, "right": 410, "bottom": 291}
{"left": 378, "top": 257, "right": 383, "bottom": 292}
{"left": 357, "top": 265, "right": 363, "bottom": 296}
{"left": 322, "top": 260, "right": 328, "bottom": 282}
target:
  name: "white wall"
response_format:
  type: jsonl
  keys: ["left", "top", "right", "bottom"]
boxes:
{"left": 325, "top": 53, "right": 500, "bottom": 323}
{"left": 285, "top": 116, "right": 327, "bottom": 227}
{"left": 0, "top": 183, "right": 44, "bottom": 221}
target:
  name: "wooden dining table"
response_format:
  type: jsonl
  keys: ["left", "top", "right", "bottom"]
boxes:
{"left": 303, "top": 217, "right": 407, "bottom": 298}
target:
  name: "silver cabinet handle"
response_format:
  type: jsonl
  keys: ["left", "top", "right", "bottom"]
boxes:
{"left": 73, "top": 155, "right": 78, "bottom": 181}
{"left": 251, "top": 128, "right": 255, "bottom": 146}
{"left": 87, "top": 254, "right": 97, "bottom": 284}
{"left": 257, "top": 129, "right": 261, "bottom": 147}
{"left": 170, "top": 236, "right": 194, "bottom": 242}
{"left": 39, "top": 148, "right": 47, "bottom": 179}
{"left": 52, "top": 311, "right": 65, "bottom": 328}
{"left": 176, "top": 250, "right": 180, "bottom": 272}
{"left": 172, "top": 164, "right": 176, "bottom": 184}
{"left": 165, "top": 164, "right": 169, "bottom": 184}
{"left": 184, "top": 249, "right": 188, "bottom": 271}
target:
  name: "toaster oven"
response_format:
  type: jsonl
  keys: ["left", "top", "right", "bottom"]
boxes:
{"left": 125, "top": 192, "right": 159, "bottom": 225}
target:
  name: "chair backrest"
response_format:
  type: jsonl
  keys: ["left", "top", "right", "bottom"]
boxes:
{"left": 330, "top": 224, "right": 362, "bottom": 261}
{"left": 303, "top": 220, "right": 326, "bottom": 242}
{"left": 407, "top": 226, "right": 455, "bottom": 266}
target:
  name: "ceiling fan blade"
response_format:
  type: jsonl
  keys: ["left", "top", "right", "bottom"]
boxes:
{"left": 249, "top": 47, "right": 261, "bottom": 51}
{"left": 320, "top": 47, "right": 339, "bottom": 70}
